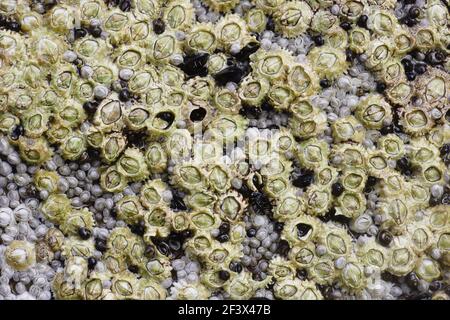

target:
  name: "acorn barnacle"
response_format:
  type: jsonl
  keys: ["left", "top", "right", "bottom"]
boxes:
{"left": 273, "top": 278, "right": 304, "bottom": 300}
{"left": 318, "top": 224, "right": 352, "bottom": 259}
{"left": 331, "top": 143, "right": 367, "bottom": 170}
{"left": 215, "top": 14, "right": 251, "bottom": 51}
{"left": 365, "top": 38, "right": 394, "bottom": 71}
{"left": 296, "top": 138, "right": 330, "bottom": 169}
{"left": 400, "top": 107, "right": 434, "bottom": 136}
{"left": 282, "top": 215, "right": 322, "bottom": 246}
{"left": 273, "top": 1, "right": 313, "bottom": 38}
{"left": 215, "top": 192, "right": 245, "bottom": 222}
{"left": 34, "top": 170, "right": 60, "bottom": 194}
{"left": 100, "top": 165, "right": 129, "bottom": 193}
{"left": 111, "top": 272, "right": 139, "bottom": 300}
{"left": 202, "top": 0, "right": 240, "bottom": 13}
{"left": 60, "top": 208, "right": 95, "bottom": 237}
{"left": 40, "top": 193, "right": 72, "bottom": 225}
{"left": 337, "top": 259, "right": 367, "bottom": 293}
{"left": 238, "top": 76, "right": 270, "bottom": 106}
{"left": 117, "top": 148, "right": 149, "bottom": 182}
{"left": 17, "top": 136, "right": 52, "bottom": 165}
{"left": 170, "top": 279, "right": 210, "bottom": 300}
{"left": 100, "top": 133, "right": 127, "bottom": 164}
{"left": 355, "top": 94, "right": 392, "bottom": 130}
{"left": 307, "top": 256, "right": 336, "bottom": 285}
{"left": 224, "top": 272, "right": 271, "bottom": 300}
{"left": 335, "top": 191, "right": 367, "bottom": 219}
{"left": 305, "top": 185, "right": 332, "bottom": 216}
{"left": 331, "top": 116, "right": 365, "bottom": 143}
{"left": 144, "top": 142, "right": 168, "bottom": 174}
{"left": 308, "top": 45, "right": 348, "bottom": 80}
{"left": 378, "top": 134, "right": 405, "bottom": 160}
{"left": 251, "top": 49, "right": 290, "bottom": 82}
{"left": 387, "top": 237, "right": 417, "bottom": 276}
{"left": 245, "top": 8, "right": 267, "bottom": 33}
{"left": 116, "top": 195, "right": 144, "bottom": 225}
{"left": 5, "top": 240, "right": 36, "bottom": 271}
{"left": 286, "top": 63, "right": 319, "bottom": 98}
{"left": 137, "top": 279, "right": 167, "bottom": 300}
{"left": 414, "top": 69, "right": 449, "bottom": 110}
{"left": 143, "top": 205, "right": 173, "bottom": 238}
{"left": 356, "top": 238, "right": 389, "bottom": 271}
{"left": 348, "top": 27, "right": 371, "bottom": 54}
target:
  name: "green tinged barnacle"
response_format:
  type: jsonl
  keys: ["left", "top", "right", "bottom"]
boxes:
{"left": 61, "top": 132, "right": 87, "bottom": 161}
{"left": 355, "top": 94, "right": 392, "bottom": 129}
{"left": 116, "top": 195, "right": 144, "bottom": 225}
{"left": 314, "top": 166, "right": 339, "bottom": 187}
{"left": 387, "top": 237, "right": 417, "bottom": 276}
{"left": 214, "top": 192, "right": 246, "bottom": 221}
{"left": 378, "top": 134, "right": 405, "bottom": 160}
{"left": 140, "top": 179, "right": 169, "bottom": 208}
{"left": 365, "top": 38, "right": 393, "bottom": 71}
{"left": 215, "top": 14, "right": 251, "bottom": 50}
{"left": 386, "top": 80, "right": 413, "bottom": 106}
{"left": 296, "top": 138, "right": 329, "bottom": 169}
{"left": 348, "top": 27, "right": 371, "bottom": 54}
{"left": 144, "top": 205, "right": 173, "bottom": 238}
{"left": 124, "top": 105, "right": 151, "bottom": 131}
{"left": 40, "top": 194, "right": 72, "bottom": 225}
{"left": 331, "top": 116, "right": 365, "bottom": 143}
{"left": 117, "top": 148, "right": 149, "bottom": 182}
{"left": 101, "top": 133, "right": 127, "bottom": 164}
{"left": 137, "top": 279, "right": 167, "bottom": 300}
{"left": 308, "top": 46, "right": 349, "bottom": 80}
{"left": 111, "top": 272, "right": 139, "bottom": 300}
{"left": 335, "top": 191, "right": 366, "bottom": 218}
{"left": 202, "top": 0, "right": 240, "bottom": 13}
{"left": 356, "top": 238, "right": 389, "bottom": 271}
{"left": 61, "top": 237, "right": 95, "bottom": 259}
{"left": 318, "top": 224, "right": 352, "bottom": 258}
{"left": 94, "top": 97, "right": 124, "bottom": 133}
{"left": 17, "top": 136, "right": 52, "bottom": 165}
{"left": 273, "top": 1, "right": 313, "bottom": 38}
{"left": 238, "top": 76, "right": 270, "bottom": 106}
{"left": 34, "top": 170, "right": 60, "bottom": 194}
{"left": 307, "top": 256, "right": 336, "bottom": 285}
{"left": 5, "top": 240, "right": 36, "bottom": 271}
{"left": 245, "top": 8, "right": 267, "bottom": 33}
{"left": 189, "top": 209, "right": 220, "bottom": 231}
{"left": 144, "top": 142, "right": 168, "bottom": 173}
{"left": 21, "top": 108, "right": 49, "bottom": 138}
{"left": 60, "top": 208, "right": 95, "bottom": 237}
{"left": 100, "top": 165, "right": 128, "bottom": 193}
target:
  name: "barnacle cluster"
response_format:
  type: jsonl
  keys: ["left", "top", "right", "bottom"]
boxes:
{"left": 0, "top": 0, "right": 448, "bottom": 300}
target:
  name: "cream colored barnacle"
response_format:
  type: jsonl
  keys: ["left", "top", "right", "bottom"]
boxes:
{"left": 224, "top": 272, "right": 271, "bottom": 300}
{"left": 287, "top": 63, "right": 319, "bottom": 98}
{"left": 185, "top": 23, "right": 217, "bottom": 53}
{"left": 61, "top": 237, "right": 95, "bottom": 259}
{"left": 5, "top": 240, "right": 36, "bottom": 271}
{"left": 415, "top": 69, "right": 449, "bottom": 109}
{"left": 111, "top": 272, "right": 139, "bottom": 300}
{"left": 189, "top": 209, "right": 220, "bottom": 232}
{"left": 337, "top": 259, "right": 367, "bottom": 293}
{"left": 61, "top": 132, "right": 87, "bottom": 161}
{"left": 289, "top": 243, "right": 317, "bottom": 269}
{"left": 17, "top": 136, "right": 52, "bottom": 165}
{"left": 331, "top": 143, "right": 367, "bottom": 169}
{"left": 348, "top": 27, "right": 370, "bottom": 54}
{"left": 143, "top": 205, "right": 173, "bottom": 238}
{"left": 34, "top": 170, "right": 60, "bottom": 194}
{"left": 307, "top": 256, "right": 335, "bottom": 285}
{"left": 274, "top": 1, "right": 313, "bottom": 38}
{"left": 400, "top": 107, "right": 434, "bottom": 136}
{"left": 60, "top": 208, "right": 95, "bottom": 237}
{"left": 336, "top": 191, "right": 366, "bottom": 219}
{"left": 100, "top": 133, "right": 127, "bottom": 164}
{"left": 245, "top": 8, "right": 267, "bottom": 33}
{"left": 163, "top": 0, "right": 195, "bottom": 31}
{"left": 282, "top": 215, "right": 322, "bottom": 246}
{"left": 305, "top": 185, "right": 332, "bottom": 216}
{"left": 202, "top": 0, "right": 240, "bottom": 13}
{"left": 365, "top": 38, "right": 393, "bottom": 71}
{"left": 144, "top": 142, "right": 168, "bottom": 174}
{"left": 116, "top": 195, "right": 144, "bottom": 225}
{"left": 387, "top": 237, "right": 417, "bottom": 276}
{"left": 318, "top": 224, "right": 352, "bottom": 258}
{"left": 308, "top": 46, "right": 348, "bottom": 80}
{"left": 100, "top": 165, "right": 128, "bottom": 193}
{"left": 254, "top": 0, "right": 286, "bottom": 15}
{"left": 137, "top": 279, "right": 167, "bottom": 300}
{"left": 116, "top": 148, "right": 149, "bottom": 182}
{"left": 215, "top": 192, "right": 246, "bottom": 221}
{"left": 296, "top": 138, "right": 330, "bottom": 169}
{"left": 238, "top": 75, "right": 270, "bottom": 106}
{"left": 356, "top": 238, "right": 389, "bottom": 271}
{"left": 331, "top": 116, "right": 365, "bottom": 143}
{"left": 40, "top": 194, "right": 72, "bottom": 225}
{"left": 355, "top": 94, "right": 392, "bottom": 130}
{"left": 378, "top": 134, "right": 405, "bottom": 160}
{"left": 215, "top": 14, "right": 250, "bottom": 50}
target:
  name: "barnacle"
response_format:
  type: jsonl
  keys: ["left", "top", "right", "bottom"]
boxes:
{"left": 5, "top": 240, "right": 36, "bottom": 271}
{"left": 273, "top": 1, "right": 314, "bottom": 38}
{"left": 0, "top": 0, "right": 447, "bottom": 302}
